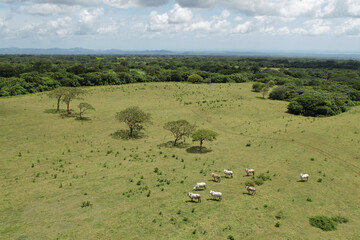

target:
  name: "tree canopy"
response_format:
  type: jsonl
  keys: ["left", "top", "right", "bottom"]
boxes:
{"left": 164, "top": 120, "right": 196, "bottom": 146}
{"left": 192, "top": 129, "right": 219, "bottom": 152}
{"left": 115, "top": 106, "right": 151, "bottom": 137}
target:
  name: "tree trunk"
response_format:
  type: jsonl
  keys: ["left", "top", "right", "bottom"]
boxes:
{"left": 174, "top": 137, "right": 179, "bottom": 146}
{"left": 67, "top": 102, "right": 70, "bottom": 115}
{"left": 199, "top": 139, "right": 203, "bottom": 152}
{"left": 129, "top": 127, "right": 133, "bottom": 137}
{"left": 57, "top": 96, "right": 61, "bottom": 112}
{"left": 79, "top": 110, "right": 82, "bottom": 119}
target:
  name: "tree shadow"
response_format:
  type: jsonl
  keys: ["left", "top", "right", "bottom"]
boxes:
{"left": 44, "top": 109, "right": 67, "bottom": 114}
{"left": 110, "top": 129, "right": 145, "bottom": 140}
{"left": 297, "top": 180, "right": 307, "bottom": 182}
{"left": 75, "top": 117, "right": 91, "bottom": 121}
{"left": 255, "top": 96, "right": 266, "bottom": 100}
{"left": 59, "top": 112, "right": 76, "bottom": 119}
{"left": 186, "top": 146, "right": 212, "bottom": 154}
{"left": 158, "top": 141, "right": 190, "bottom": 149}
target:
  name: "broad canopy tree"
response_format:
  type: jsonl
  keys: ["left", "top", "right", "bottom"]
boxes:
{"left": 116, "top": 106, "right": 151, "bottom": 137}
{"left": 164, "top": 120, "right": 196, "bottom": 146}
{"left": 191, "top": 129, "right": 218, "bottom": 152}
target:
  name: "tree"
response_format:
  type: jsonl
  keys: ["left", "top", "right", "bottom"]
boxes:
{"left": 62, "top": 88, "right": 85, "bottom": 115}
{"left": 48, "top": 87, "right": 68, "bottom": 112}
{"left": 188, "top": 73, "right": 203, "bottom": 83}
{"left": 261, "top": 80, "right": 275, "bottom": 99}
{"left": 115, "top": 106, "right": 151, "bottom": 137}
{"left": 78, "top": 102, "right": 95, "bottom": 119}
{"left": 164, "top": 120, "right": 196, "bottom": 146}
{"left": 192, "top": 129, "right": 218, "bottom": 152}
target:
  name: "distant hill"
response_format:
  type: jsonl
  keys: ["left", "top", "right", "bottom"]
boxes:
{"left": 0, "top": 47, "right": 360, "bottom": 59}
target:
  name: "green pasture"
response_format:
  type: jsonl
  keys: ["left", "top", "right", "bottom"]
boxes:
{"left": 0, "top": 82, "right": 359, "bottom": 239}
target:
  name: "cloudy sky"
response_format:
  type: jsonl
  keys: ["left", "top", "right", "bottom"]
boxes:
{"left": 0, "top": 0, "right": 360, "bottom": 52}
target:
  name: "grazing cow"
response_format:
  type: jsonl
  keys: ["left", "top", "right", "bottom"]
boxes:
{"left": 211, "top": 173, "right": 221, "bottom": 182}
{"left": 188, "top": 192, "right": 201, "bottom": 202}
{"left": 300, "top": 173, "right": 309, "bottom": 181}
{"left": 210, "top": 190, "right": 222, "bottom": 200}
{"left": 224, "top": 169, "right": 233, "bottom": 178}
{"left": 245, "top": 168, "right": 255, "bottom": 176}
{"left": 245, "top": 186, "right": 256, "bottom": 195}
{"left": 193, "top": 182, "right": 206, "bottom": 191}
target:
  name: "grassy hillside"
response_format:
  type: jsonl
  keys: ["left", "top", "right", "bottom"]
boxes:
{"left": 1, "top": 82, "right": 359, "bottom": 239}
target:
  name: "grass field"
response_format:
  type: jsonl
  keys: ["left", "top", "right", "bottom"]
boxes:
{"left": 1, "top": 82, "right": 359, "bottom": 240}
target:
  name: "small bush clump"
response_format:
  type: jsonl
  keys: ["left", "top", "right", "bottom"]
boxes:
{"left": 331, "top": 216, "right": 349, "bottom": 224}
{"left": 309, "top": 216, "right": 337, "bottom": 231}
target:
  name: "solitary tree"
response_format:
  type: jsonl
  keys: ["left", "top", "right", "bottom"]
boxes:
{"left": 78, "top": 102, "right": 95, "bottom": 119}
{"left": 115, "top": 106, "right": 151, "bottom": 137}
{"left": 261, "top": 80, "right": 275, "bottom": 99}
{"left": 62, "top": 88, "right": 85, "bottom": 115}
{"left": 164, "top": 120, "right": 196, "bottom": 146}
{"left": 192, "top": 129, "right": 219, "bottom": 152}
{"left": 48, "top": 87, "right": 68, "bottom": 112}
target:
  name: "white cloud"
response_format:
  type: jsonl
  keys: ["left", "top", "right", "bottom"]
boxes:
{"left": 103, "top": 0, "right": 169, "bottom": 8}
{"left": 168, "top": 3, "right": 192, "bottom": 23}
{"left": 336, "top": 18, "right": 360, "bottom": 36}
{"left": 20, "top": 3, "right": 81, "bottom": 15}
{"left": 293, "top": 19, "right": 332, "bottom": 35}
{"left": 177, "top": 0, "right": 360, "bottom": 18}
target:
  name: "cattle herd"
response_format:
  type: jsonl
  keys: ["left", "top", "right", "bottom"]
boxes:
{"left": 187, "top": 169, "right": 310, "bottom": 202}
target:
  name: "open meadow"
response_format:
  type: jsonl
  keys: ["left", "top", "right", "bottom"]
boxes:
{"left": 1, "top": 82, "right": 360, "bottom": 239}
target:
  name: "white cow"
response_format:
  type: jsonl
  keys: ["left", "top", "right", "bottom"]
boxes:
{"left": 245, "top": 168, "right": 255, "bottom": 176}
{"left": 300, "top": 173, "right": 309, "bottom": 181}
{"left": 210, "top": 190, "right": 222, "bottom": 200}
{"left": 193, "top": 182, "right": 206, "bottom": 191}
{"left": 224, "top": 169, "right": 233, "bottom": 178}
{"left": 188, "top": 192, "right": 201, "bottom": 202}
{"left": 245, "top": 186, "right": 256, "bottom": 195}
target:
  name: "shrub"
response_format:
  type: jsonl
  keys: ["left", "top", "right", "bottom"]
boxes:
{"left": 228, "top": 235, "right": 235, "bottom": 240}
{"left": 288, "top": 90, "right": 347, "bottom": 117}
{"left": 252, "top": 82, "right": 264, "bottom": 92}
{"left": 275, "top": 221, "right": 281, "bottom": 227}
{"left": 244, "top": 180, "right": 254, "bottom": 187}
{"left": 331, "top": 216, "right": 349, "bottom": 224}
{"left": 257, "top": 173, "right": 271, "bottom": 181}
{"left": 309, "top": 216, "right": 337, "bottom": 231}
{"left": 254, "top": 178, "right": 264, "bottom": 186}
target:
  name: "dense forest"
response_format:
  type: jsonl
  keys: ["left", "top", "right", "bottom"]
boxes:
{"left": 0, "top": 55, "right": 359, "bottom": 117}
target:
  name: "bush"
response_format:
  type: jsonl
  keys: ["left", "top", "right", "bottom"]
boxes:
{"left": 275, "top": 221, "right": 281, "bottom": 227}
{"left": 244, "top": 180, "right": 254, "bottom": 187}
{"left": 309, "top": 216, "right": 337, "bottom": 231}
{"left": 252, "top": 82, "right": 264, "bottom": 92}
{"left": 228, "top": 235, "right": 235, "bottom": 240}
{"left": 254, "top": 178, "right": 264, "bottom": 186}
{"left": 288, "top": 90, "right": 347, "bottom": 117}
{"left": 331, "top": 216, "right": 349, "bottom": 224}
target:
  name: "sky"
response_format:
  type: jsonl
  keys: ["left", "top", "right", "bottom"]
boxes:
{"left": 0, "top": 0, "right": 360, "bottom": 52}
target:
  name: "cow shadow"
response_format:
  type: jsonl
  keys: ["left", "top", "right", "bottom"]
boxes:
{"left": 185, "top": 200, "right": 201, "bottom": 203}
{"left": 206, "top": 198, "right": 221, "bottom": 201}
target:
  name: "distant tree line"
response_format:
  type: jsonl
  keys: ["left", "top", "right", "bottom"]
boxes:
{"left": 1, "top": 55, "right": 359, "bottom": 117}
